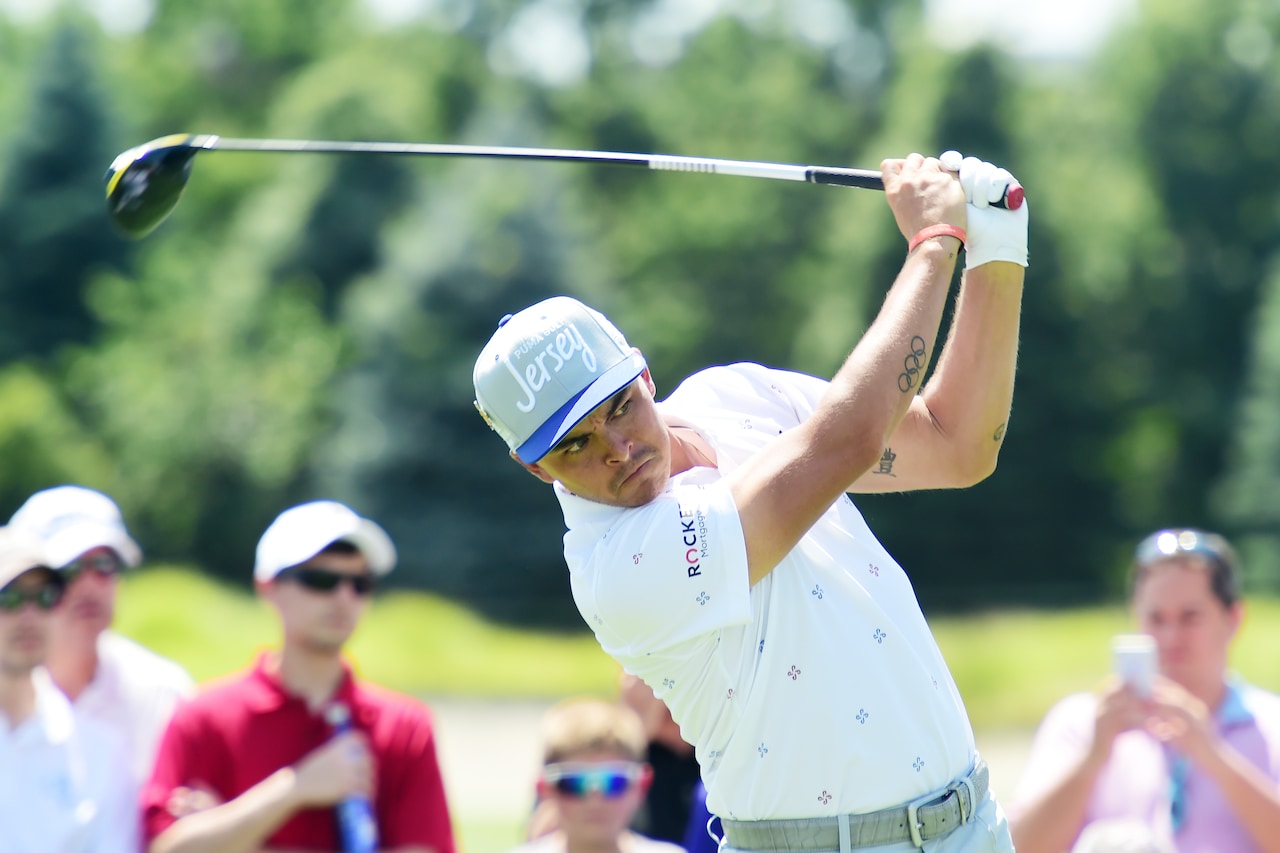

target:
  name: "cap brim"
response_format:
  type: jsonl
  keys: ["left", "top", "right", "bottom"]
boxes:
{"left": 340, "top": 520, "right": 397, "bottom": 576}
{"left": 45, "top": 524, "right": 143, "bottom": 569}
{"left": 514, "top": 352, "right": 646, "bottom": 464}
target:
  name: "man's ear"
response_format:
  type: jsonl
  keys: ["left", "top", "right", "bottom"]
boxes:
{"left": 639, "top": 361, "right": 656, "bottom": 397}
{"left": 637, "top": 763, "right": 655, "bottom": 794}
{"left": 1228, "top": 600, "right": 1245, "bottom": 639}
{"left": 512, "top": 450, "right": 556, "bottom": 484}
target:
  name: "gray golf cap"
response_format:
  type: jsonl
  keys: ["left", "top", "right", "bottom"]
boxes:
{"left": 473, "top": 296, "right": 646, "bottom": 464}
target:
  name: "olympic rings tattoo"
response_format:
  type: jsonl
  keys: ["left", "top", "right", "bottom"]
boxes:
{"left": 898, "top": 336, "right": 927, "bottom": 393}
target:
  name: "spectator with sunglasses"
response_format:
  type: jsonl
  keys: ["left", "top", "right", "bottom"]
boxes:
{"left": 512, "top": 697, "right": 685, "bottom": 853}
{"left": 141, "top": 500, "right": 456, "bottom": 853}
{"left": 0, "top": 525, "right": 139, "bottom": 852}
{"left": 8, "top": 486, "right": 195, "bottom": 809}
{"left": 1009, "top": 529, "right": 1280, "bottom": 853}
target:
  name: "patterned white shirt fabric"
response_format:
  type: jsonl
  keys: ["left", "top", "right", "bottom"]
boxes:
{"left": 560, "top": 364, "right": 978, "bottom": 821}
{"left": 75, "top": 630, "right": 194, "bottom": 795}
{"left": 0, "top": 668, "right": 140, "bottom": 853}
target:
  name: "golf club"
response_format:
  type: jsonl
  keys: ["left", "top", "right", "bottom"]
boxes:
{"left": 105, "top": 133, "right": 1024, "bottom": 239}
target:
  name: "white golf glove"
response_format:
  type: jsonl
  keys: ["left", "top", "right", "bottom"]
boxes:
{"left": 940, "top": 150, "right": 1028, "bottom": 269}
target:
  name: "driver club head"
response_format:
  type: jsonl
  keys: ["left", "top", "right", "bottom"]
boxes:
{"left": 104, "top": 134, "right": 202, "bottom": 239}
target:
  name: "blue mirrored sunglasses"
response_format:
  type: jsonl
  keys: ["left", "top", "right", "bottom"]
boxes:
{"left": 543, "top": 763, "right": 642, "bottom": 799}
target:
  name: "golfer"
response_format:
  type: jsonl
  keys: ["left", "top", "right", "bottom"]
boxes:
{"left": 473, "top": 152, "right": 1028, "bottom": 852}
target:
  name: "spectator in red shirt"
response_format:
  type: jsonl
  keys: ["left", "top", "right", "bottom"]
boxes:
{"left": 141, "top": 500, "right": 456, "bottom": 853}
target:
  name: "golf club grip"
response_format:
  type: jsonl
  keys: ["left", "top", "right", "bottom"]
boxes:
{"left": 811, "top": 166, "right": 1023, "bottom": 210}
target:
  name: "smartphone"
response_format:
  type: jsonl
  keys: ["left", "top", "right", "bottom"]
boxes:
{"left": 1112, "top": 633, "right": 1157, "bottom": 697}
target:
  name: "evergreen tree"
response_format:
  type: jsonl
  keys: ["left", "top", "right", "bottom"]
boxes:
{"left": 0, "top": 22, "right": 127, "bottom": 360}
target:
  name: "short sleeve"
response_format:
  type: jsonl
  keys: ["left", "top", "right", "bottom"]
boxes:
{"left": 378, "top": 704, "right": 457, "bottom": 853}
{"left": 570, "top": 477, "right": 751, "bottom": 658}
{"left": 1011, "top": 693, "right": 1097, "bottom": 811}
{"left": 140, "top": 700, "right": 206, "bottom": 842}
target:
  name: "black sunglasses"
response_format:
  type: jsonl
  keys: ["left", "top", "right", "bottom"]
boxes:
{"left": 0, "top": 581, "right": 64, "bottom": 612}
{"left": 62, "top": 552, "right": 126, "bottom": 583}
{"left": 276, "top": 566, "right": 375, "bottom": 596}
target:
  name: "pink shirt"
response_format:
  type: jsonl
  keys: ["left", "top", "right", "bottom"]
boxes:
{"left": 1014, "top": 681, "right": 1280, "bottom": 853}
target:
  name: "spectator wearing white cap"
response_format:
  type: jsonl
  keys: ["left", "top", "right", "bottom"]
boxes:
{"left": 140, "top": 500, "right": 456, "bottom": 853}
{"left": 9, "top": 485, "right": 194, "bottom": 804}
{"left": 0, "top": 525, "right": 139, "bottom": 853}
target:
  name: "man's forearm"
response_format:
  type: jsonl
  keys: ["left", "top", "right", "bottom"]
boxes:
{"left": 918, "top": 260, "right": 1024, "bottom": 484}
{"left": 1197, "top": 740, "right": 1280, "bottom": 853}
{"left": 1009, "top": 751, "right": 1106, "bottom": 853}
{"left": 150, "top": 770, "right": 301, "bottom": 853}
{"left": 737, "top": 235, "right": 960, "bottom": 584}
{"left": 821, "top": 238, "right": 961, "bottom": 461}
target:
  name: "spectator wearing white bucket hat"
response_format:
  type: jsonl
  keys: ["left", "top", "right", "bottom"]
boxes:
{"left": 0, "top": 524, "right": 139, "bottom": 853}
{"left": 9, "top": 485, "right": 194, "bottom": 807}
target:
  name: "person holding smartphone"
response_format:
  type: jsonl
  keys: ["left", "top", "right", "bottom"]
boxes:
{"left": 141, "top": 500, "right": 456, "bottom": 853}
{"left": 1008, "top": 529, "right": 1280, "bottom": 853}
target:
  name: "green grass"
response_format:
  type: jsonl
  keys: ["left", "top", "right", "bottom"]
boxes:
{"left": 113, "top": 567, "right": 620, "bottom": 696}
{"left": 458, "top": 818, "right": 525, "bottom": 853}
{"left": 115, "top": 567, "right": 1280, "bottom": 730}
{"left": 930, "top": 600, "right": 1280, "bottom": 729}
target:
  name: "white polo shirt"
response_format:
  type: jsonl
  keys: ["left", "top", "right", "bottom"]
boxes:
{"left": 0, "top": 668, "right": 140, "bottom": 853}
{"left": 74, "top": 630, "right": 194, "bottom": 790}
{"left": 560, "top": 364, "right": 977, "bottom": 821}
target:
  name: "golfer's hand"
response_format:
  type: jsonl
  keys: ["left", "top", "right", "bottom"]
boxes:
{"left": 882, "top": 153, "right": 966, "bottom": 242}
{"left": 939, "top": 150, "right": 1029, "bottom": 269}
{"left": 291, "top": 731, "right": 374, "bottom": 807}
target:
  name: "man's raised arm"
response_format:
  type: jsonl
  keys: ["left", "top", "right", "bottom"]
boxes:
{"left": 854, "top": 152, "right": 1029, "bottom": 494}
{"left": 729, "top": 153, "right": 967, "bottom": 585}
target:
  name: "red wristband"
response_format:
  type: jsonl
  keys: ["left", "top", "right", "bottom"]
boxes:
{"left": 908, "top": 224, "right": 966, "bottom": 253}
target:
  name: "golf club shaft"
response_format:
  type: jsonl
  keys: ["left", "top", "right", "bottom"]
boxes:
{"left": 188, "top": 134, "right": 886, "bottom": 191}
{"left": 105, "top": 134, "right": 1024, "bottom": 239}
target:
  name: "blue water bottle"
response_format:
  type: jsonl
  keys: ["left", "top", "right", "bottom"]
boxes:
{"left": 324, "top": 702, "right": 379, "bottom": 853}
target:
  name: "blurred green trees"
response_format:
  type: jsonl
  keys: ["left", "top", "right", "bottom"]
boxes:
{"left": 0, "top": 0, "right": 1277, "bottom": 624}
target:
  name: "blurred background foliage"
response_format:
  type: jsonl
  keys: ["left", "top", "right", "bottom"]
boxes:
{"left": 0, "top": 0, "right": 1278, "bottom": 626}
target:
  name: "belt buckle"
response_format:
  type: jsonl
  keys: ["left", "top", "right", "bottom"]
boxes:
{"left": 905, "top": 790, "right": 933, "bottom": 848}
{"left": 954, "top": 775, "right": 977, "bottom": 825}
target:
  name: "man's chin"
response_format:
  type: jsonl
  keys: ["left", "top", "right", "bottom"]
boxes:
{"left": 303, "top": 632, "right": 354, "bottom": 654}
{"left": 60, "top": 609, "right": 112, "bottom": 636}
